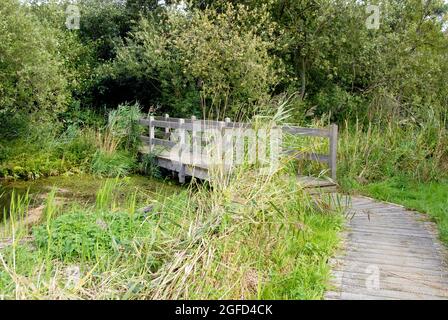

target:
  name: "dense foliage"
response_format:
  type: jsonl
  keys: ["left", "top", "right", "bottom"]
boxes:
{"left": 1, "top": 0, "right": 448, "bottom": 301}
{"left": 1, "top": 0, "right": 447, "bottom": 182}
{"left": 2, "top": 0, "right": 447, "bottom": 121}
{"left": 0, "top": 0, "right": 70, "bottom": 116}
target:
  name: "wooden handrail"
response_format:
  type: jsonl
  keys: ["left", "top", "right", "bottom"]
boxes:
{"left": 140, "top": 115, "right": 338, "bottom": 181}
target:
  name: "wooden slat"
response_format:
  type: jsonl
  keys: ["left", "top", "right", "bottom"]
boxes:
{"left": 282, "top": 126, "right": 330, "bottom": 137}
{"left": 153, "top": 117, "right": 251, "bottom": 129}
{"left": 148, "top": 116, "right": 155, "bottom": 152}
{"left": 225, "top": 122, "right": 252, "bottom": 129}
{"left": 140, "top": 136, "right": 176, "bottom": 148}
{"left": 152, "top": 120, "right": 180, "bottom": 129}
{"left": 283, "top": 150, "right": 330, "bottom": 163}
{"left": 149, "top": 119, "right": 228, "bottom": 130}
{"left": 155, "top": 116, "right": 218, "bottom": 123}
{"left": 163, "top": 114, "right": 170, "bottom": 139}
{"left": 296, "top": 176, "right": 336, "bottom": 188}
{"left": 139, "top": 118, "right": 150, "bottom": 126}
{"left": 146, "top": 117, "right": 334, "bottom": 137}
{"left": 152, "top": 138, "right": 176, "bottom": 148}
{"left": 178, "top": 119, "right": 186, "bottom": 183}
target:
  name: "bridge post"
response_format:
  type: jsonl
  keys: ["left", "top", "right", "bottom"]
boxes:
{"left": 178, "top": 118, "right": 186, "bottom": 183}
{"left": 191, "top": 116, "right": 198, "bottom": 166}
{"left": 164, "top": 114, "right": 170, "bottom": 139}
{"left": 149, "top": 116, "right": 155, "bottom": 152}
{"left": 223, "top": 118, "right": 233, "bottom": 169}
{"left": 329, "top": 124, "right": 338, "bottom": 181}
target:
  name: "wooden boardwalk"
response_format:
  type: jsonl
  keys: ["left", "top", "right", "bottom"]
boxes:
{"left": 325, "top": 195, "right": 448, "bottom": 300}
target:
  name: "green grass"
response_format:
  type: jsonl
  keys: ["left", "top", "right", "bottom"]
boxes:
{"left": 357, "top": 177, "right": 448, "bottom": 244}
{"left": 0, "top": 123, "right": 98, "bottom": 180}
{"left": 259, "top": 211, "right": 342, "bottom": 299}
{"left": 0, "top": 166, "right": 343, "bottom": 300}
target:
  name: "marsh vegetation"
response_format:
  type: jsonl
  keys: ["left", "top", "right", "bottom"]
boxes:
{"left": 1, "top": 0, "right": 447, "bottom": 299}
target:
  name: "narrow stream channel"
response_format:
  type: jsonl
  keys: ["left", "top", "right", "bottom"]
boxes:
{"left": 0, "top": 174, "right": 182, "bottom": 215}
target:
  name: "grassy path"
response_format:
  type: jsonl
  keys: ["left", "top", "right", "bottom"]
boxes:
{"left": 326, "top": 195, "right": 448, "bottom": 300}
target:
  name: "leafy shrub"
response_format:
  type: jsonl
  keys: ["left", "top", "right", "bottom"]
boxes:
{"left": 0, "top": 112, "right": 30, "bottom": 140}
{"left": 58, "top": 100, "right": 106, "bottom": 129}
{"left": 313, "top": 85, "right": 365, "bottom": 123}
{"left": 111, "top": 4, "right": 279, "bottom": 118}
{"left": 0, "top": 0, "right": 70, "bottom": 116}
{"left": 33, "top": 211, "right": 153, "bottom": 261}
{"left": 0, "top": 123, "right": 98, "bottom": 179}
{"left": 0, "top": 156, "right": 70, "bottom": 180}
{"left": 57, "top": 127, "right": 97, "bottom": 169}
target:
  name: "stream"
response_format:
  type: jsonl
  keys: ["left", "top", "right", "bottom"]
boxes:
{"left": 0, "top": 174, "right": 182, "bottom": 215}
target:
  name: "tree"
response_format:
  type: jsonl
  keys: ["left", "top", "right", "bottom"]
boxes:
{"left": 103, "top": 3, "right": 279, "bottom": 118}
{"left": 0, "top": 0, "right": 69, "bottom": 117}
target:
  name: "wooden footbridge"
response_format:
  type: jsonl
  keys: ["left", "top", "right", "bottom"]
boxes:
{"left": 139, "top": 115, "right": 338, "bottom": 184}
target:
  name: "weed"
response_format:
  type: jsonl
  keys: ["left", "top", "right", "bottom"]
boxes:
{"left": 139, "top": 153, "right": 161, "bottom": 179}
{"left": 91, "top": 150, "right": 136, "bottom": 178}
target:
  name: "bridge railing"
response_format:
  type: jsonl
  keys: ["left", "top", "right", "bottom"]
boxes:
{"left": 139, "top": 115, "right": 338, "bottom": 181}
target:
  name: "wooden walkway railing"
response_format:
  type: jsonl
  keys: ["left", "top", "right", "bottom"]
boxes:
{"left": 139, "top": 115, "right": 338, "bottom": 182}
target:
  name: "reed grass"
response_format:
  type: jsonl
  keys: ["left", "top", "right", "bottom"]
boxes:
{"left": 0, "top": 155, "right": 343, "bottom": 299}
{"left": 1, "top": 190, "right": 30, "bottom": 239}
{"left": 338, "top": 118, "right": 447, "bottom": 187}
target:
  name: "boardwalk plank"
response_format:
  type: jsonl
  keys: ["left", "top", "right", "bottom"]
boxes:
{"left": 325, "top": 196, "right": 448, "bottom": 300}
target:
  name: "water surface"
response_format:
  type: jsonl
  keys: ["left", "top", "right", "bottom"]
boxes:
{"left": 0, "top": 174, "right": 182, "bottom": 214}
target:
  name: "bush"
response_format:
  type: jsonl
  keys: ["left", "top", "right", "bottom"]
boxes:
{"left": 110, "top": 4, "right": 279, "bottom": 118}
{"left": 56, "top": 126, "right": 97, "bottom": 168}
{"left": 0, "top": 0, "right": 70, "bottom": 117}
{"left": 0, "top": 123, "right": 97, "bottom": 179}
{"left": 33, "top": 210, "right": 152, "bottom": 261}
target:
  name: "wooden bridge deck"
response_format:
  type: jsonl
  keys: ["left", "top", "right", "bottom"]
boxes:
{"left": 325, "top": 195, "right": 448, "bottom": 300}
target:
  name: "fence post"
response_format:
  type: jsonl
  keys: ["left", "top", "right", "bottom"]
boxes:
{"left": 164, "top": 114, "right": 170, "bottom": 139}
{"left": 223, "top": 118, "right": 233, "bottom": 169}
{"left": 149, "top": 116, "right": 155, "bottom": 152}
{"left": 178, "top": 118, "right": 186, "bottom": 183}
{"left": 329, "top": 124, "right": 338, "bottom": 181}
{"left": 218, "top": 121, "right": 227, "bottom": 168}
{"left": 191, "top": 116, "right": 198, "bottom": 166}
